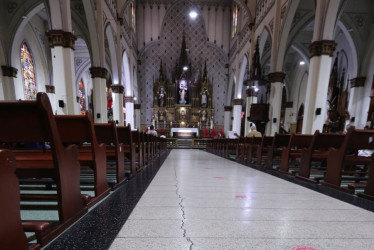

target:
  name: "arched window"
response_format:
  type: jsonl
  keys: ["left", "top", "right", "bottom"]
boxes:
{"left": 232, "top": 4, "right": 238, "bottom": 38}
{"left": 20, "top": 42, "right": 37, "bottom": 100}
{"left": 77, "top": 79, "right": 87, "bottom": 114}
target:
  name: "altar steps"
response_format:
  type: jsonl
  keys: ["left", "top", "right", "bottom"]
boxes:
{"left": 166, "top": 138, "right": 208, "bottom": 149}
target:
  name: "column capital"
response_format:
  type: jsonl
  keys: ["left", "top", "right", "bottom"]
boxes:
{"left": 224, "top": 106, "right": 233, "bottom": 111}
{"left": 309, "top": 40, "right": 336, "bottom": 58}
{"left": 124, "top": 96, "right": 134, "bottom": 103}
{"left": 45, "top": 85, "right": 55, "bottom": 94}
{"left": 134, "top": 104, "right": 141, "bottom": 109}
{"left": 89, "top": 67, "right": 108, "bottom": 79}
{"left": 232, "top": 99, "right": 244, "bottom": 106}
{"left": 268, "top": 72, "right": 285, "bottom": 83}
{"left": 46, "top": 30, "right": 77, "bottom": 50}
{"left": 246, "top": 88, "right": 258, "bottom": 97}
{"left": 350, "top": 77, "right": 366, "bottom": 88}
{"left": 1, "top": 66, "right": 17, "bottom": 77}
{"left": 111, "top": 84, "right": 124, "bottom": 94}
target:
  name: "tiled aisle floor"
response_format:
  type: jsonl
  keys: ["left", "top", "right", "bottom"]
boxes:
{"left": 109, "top": 149, "right": 374, "bottom": 250}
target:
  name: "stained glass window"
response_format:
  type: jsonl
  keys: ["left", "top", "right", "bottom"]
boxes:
{"left": 107, "top": 87, "right": 113, "bottom": 121}
{"left": 232, "top": 4, "right": 238, "bottom": 38}
{"left": 131, "top": 3, "right": 136, "bottom": 32}
{"left": 77, "top": 79, "right": 87, "bottom": 114}
{"left": 20, "top": 42, "right": 37, "bottom": 100}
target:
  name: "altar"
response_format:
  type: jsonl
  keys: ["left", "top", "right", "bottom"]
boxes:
{"left": 171, "top": 128, "right": 199, "bottom": 138}
{"left": 150, "top": 34, "right": 215, "bottom": 136}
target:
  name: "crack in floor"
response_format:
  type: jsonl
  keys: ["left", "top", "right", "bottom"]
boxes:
{"left": 173, "top": 165, "right": 194, "bottom": 250}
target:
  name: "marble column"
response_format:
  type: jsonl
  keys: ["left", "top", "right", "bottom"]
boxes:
{"left": 111, "top": 84, "right": 124, "bottom": 126}
{"left": 1, "top": 66, "right": 17, "bottom": 100}
{"left": 267, "top": 72, "right": 285, "bottom": 135}
{"left": 46, "top": 30, "right": 78, "bottom": 115}
{"left": 232, "top": 99, "right": 243, "bottom": 136}
{"left": 45, "top": 85, "right": 56, "bottom": 113}
{"left": 134, "top": 104, "right": 141, "bottom": 130}
{"left": 224, "top": 106, "right": 232, "bottom": 135}
{"left": 124, "top": 96, "right": 134, "bottom": 129}
{"left": 349, "top": 77, "right": 366, "bottom": 128}
{"left": 90, "top": 67, "right": 108, "bottom": 123}
{"left": 302, "top": 40, "right": 336, "bottom": 134}
{"left": 244, "top": 88, "right": 258, "bottom": 136}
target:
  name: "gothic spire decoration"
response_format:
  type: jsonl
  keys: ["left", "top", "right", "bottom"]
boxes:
{"left": 202, "top": 59, "right": 208, "bottom": 82}
{"left": 158, "top": 58, "right": 165, "bottom": 82}
{"left": 175, "top": 30, "right": 189, "bottom": 79}
{"left": 250, "top": 36, "right": 263, "bottom": 82}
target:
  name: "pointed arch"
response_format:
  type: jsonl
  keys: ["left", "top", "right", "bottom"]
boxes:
{"left": 235, "top": 56, "right": 249, "bottom": 98}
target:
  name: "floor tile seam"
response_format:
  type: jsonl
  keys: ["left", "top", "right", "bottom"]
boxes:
{"left": 134, "top": 206, "right": 360, "bottom": 211}
{"left": 172, "top": 158, "right": 194, "bottom": 250}
{"left": 179, "top": 206, "right": 359, "bottom": 210}
{"left": 125, "top": 218, "right": 374, "bottom": 222}
{"left": 186, "top": 237, "right": 374, "bottom": 239}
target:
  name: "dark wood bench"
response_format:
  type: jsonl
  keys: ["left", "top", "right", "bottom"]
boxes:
{"left": 55, "top": 113, "right": 111, "bottom": 205}
{"left": 279, "top": 133, "right": 313, "bottom": 174}
{"left": 256, "top": 136, "right": 274, "bottom": 165}
{"left": 94, "top": 122, "right": 126, "bottom": 188}
{"left": 247, "top": 136, "right": 262, "bottom": 165}
{"left": 117, "top": 125, "right": 137, "bottom": 178}
{"left": 266, "top": 133, "right": 290, "bottom": 168}
{"left": 297, "top": 130, "right": 345, "bottom": 182}
{"left": 323, "top": 127, "right": 374, "bottom": 193}
{"left": 0, "top": 149, "right": 51, "bottom": 250}
{"left": 131, "top": 130, "right": 144, "bottom": 170}
{"left": 358, "top": 156, "right": 374, "bottom": 200}
{"left": 0, "top": 93, "right": 87, "bottom": 245}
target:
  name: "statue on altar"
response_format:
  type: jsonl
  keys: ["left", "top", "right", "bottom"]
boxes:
{"left": 179, "top": 79, "right": 188, "bottom": 104}
{"left": 201, "top": 110, "right": 207, "bottom": 122}
{"left": 158, "top": 87, "right": 166, "bottom": 107}
{"left": 201, "top": 88, "right": 208, "bottom": 108}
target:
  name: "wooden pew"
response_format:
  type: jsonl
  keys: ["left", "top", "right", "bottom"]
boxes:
{"left": 279, "top": 134, "right": 313, "bottom": 174}
{"left": 0, "top": 93, "right": 87, "bottom": 245}
{"left": 131, "top": 130, "right": 144, "bottom": 170}
{"left": 358, "top": 156, "right": 374, "bottom": 200}
{"left": 117, "top": 125, "right": 137, "bottom": 177}
{"left": 266, "top": 133, "right": 290, "bottom": 168}
{"left": 0, "top": 149, "right": 50, "bottom": 250}
{"left": 297, "top": 130, "right": 345, "bottom": 182}
{"left": 247, "top": 137, "right": 262, "bottom": 164}
{"left": 94, "top": 122, "right": 126, "bottom": 188}
{"left": 256, "top": 136, "right": 274, "bottom": 165}
{"left": 323, "top": 128, "right": 374, "bottom": 192}
{"left": 55, "top": 113, "right": 111, "bottom": 205}
{"left": 140, "top": 132, "right": 147, "bottom": 165}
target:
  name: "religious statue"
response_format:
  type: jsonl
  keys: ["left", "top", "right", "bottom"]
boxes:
{"left": 201, "top": 110, "right": 207, "bottom": 122}
{"left": 158, "top": 87, "right": 165, "bottom": 107}
{"left": 201, "top": 88, "right": 208, "bottom": 108}
{"left": 179, "top": 79, "right": 188, "bottom": 104}
{"left": 180, "top": 109, "right": 186, "bottom": 119}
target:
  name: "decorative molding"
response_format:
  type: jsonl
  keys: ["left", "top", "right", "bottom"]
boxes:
{"left": 232, "top": 99, "right": 244, "bottom": 106}
{"left": 1, "top": 66, "right": 17, "bottom": 77}
{"left": 224, "top": 106, "right": 233, "bottom": 111}
{"left": 309, "top": 40, "right": 336, "bottom": 58}
{"left": 268, "top": 72, "right": 286, "bottom": 83}
{"left": 246, "top": 88, "right": 258, "bottom": 97}
{"left": 111, "top": 84, "right": 124, "bottom": 93}
{"left": 350, "top": 77, "right": 366, "bottom": 88}
{"left": 89, "top": 67, "right": 108, "bottom": 79}
{"left": 45, "top": 85, "right": 55, "bottom": 94}
{"left": 124, "top": 96, "right": 134, "bottom": 103}
{"left": 134, "top": 104, "right": 141, "bottom": 109}
{"left": 46, "top": 30, "right": 77, "bottom": 50}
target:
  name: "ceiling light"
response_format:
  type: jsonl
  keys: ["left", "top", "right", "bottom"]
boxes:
{"left": 183, "top": 66, "right": 188, "bottom": 71}
{"left": 299, "top": 61, "right": 305, "bottom": 65}
{"left": 189, "top": 11, "right": 198, "bottom": 19}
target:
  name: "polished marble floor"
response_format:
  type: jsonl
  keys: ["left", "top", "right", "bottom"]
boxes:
{"left": 109, "top": 149, "right": 374, "bottom": 250}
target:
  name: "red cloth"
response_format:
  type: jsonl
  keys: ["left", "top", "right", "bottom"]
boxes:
{"left": 211, "top": 129, "right": 217, "bottom": 137}
{"left": 204, "top": 128, "right": 209, "bottom": 137}
{"left": 219, "top": 129, "right": 224, "bottom": 137}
